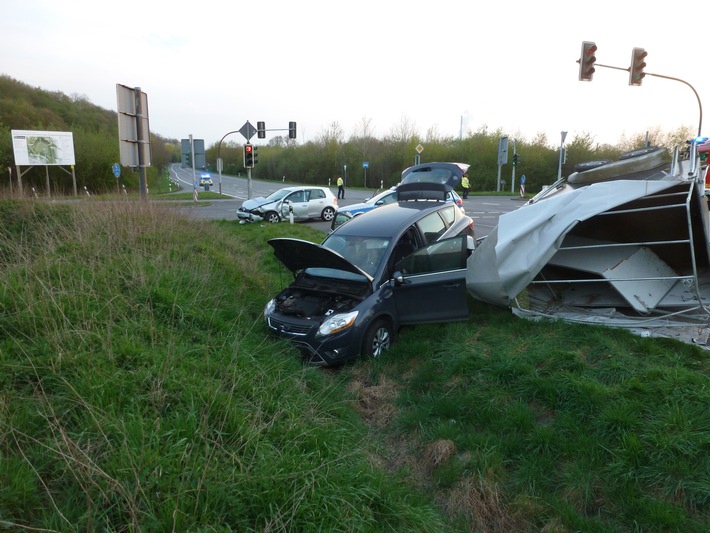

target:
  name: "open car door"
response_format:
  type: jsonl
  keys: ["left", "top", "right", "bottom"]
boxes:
{"left": 392, "top": 235, "right": 469, "bottom": 324}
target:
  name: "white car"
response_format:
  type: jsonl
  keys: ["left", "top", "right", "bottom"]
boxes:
{"left": 237, "top": 186, "right": 338, "bottom": 223}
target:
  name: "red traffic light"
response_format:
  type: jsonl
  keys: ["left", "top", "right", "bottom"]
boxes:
{"left": 243, "top": 144, "right": 255, "bottom": 168}
{"left": 578, "top": 41, "right": 597, "bottom": 82}
{"left": 629, "top": 47, "right": 647, "bottom": 86}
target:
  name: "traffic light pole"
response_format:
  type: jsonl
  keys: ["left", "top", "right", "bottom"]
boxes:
{"left": 592, "top": 63, "right": 703, "bottom": 137}
{"left": 216, "top": 130, "right": 240, "bottom": 196}
{"left": 645, "top": 73, "right": 702, "bottom": 137}
{"left": 510, "top": 139, "right": 516, "bottom": 194}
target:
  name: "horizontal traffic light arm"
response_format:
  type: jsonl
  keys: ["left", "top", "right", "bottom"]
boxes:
{"left": 586, "top": 64, "right": 703, "bottom": 137}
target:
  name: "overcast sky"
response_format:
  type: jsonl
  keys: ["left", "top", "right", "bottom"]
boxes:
{"left": 2, "top": 0, "right": 709, "bottom": 149}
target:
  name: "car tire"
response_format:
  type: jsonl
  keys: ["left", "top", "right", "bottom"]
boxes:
{"left": 362, "top": 319, "right": 393, "bottom": 358}
{"left": 321, "top": 206, "right": 335, "bottom": 222}
{"left": 264, "top": 211, "right": 280, "bottom": 223}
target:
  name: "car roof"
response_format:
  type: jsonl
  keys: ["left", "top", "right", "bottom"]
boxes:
{"left": 332, "top": 200, "right": 454, "bottom": 238}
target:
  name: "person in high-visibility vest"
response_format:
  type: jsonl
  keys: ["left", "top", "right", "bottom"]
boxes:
{"left": 336, "top": 176, "right": 345, "bottom": 199}
{"left": 461, "top": 174, "right": 470, "bottom": 199}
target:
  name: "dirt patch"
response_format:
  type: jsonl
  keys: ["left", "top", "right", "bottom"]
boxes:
{"left": 442, "top": 476, "right": 527, "bottom": 532}
{"left": 346, "top": 371, "right": 398, "bottom": 428}
{"left": 345, "top": 367, "right": 526, "bottom": 532}
{"left": 422, "top": 439, "right": 457, "bottom": 473}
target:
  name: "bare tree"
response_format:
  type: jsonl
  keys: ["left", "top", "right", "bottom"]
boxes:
{"left": 317, "top": 121, "right": 345, "bottom": 145}
{"left": 351, "top": 116, "right": 375, "bottom": 141}
{"left": 388, "top": 114, "right": 418, "bottom": 143}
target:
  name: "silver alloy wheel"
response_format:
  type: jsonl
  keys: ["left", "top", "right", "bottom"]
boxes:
{"left": 265, "top": 212, "right": 280, "bottom": 223}
{"left": 366, "top": 321, "right": 392, "bottom": 358}
{"left": 321, "top": 207, "right": 335, "bottom": 221}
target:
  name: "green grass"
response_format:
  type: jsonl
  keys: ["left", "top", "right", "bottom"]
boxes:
{"left": 1, "top": 198, "right": 709, "bottom": 531}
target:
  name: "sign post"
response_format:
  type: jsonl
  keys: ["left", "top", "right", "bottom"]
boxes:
{"left": 497, "top": 136, "right": 509, "bottom": 192}
{"left": 116, "top": 84, "right": 151, "bottom": 200}
{"left": 112, "top": 162, "right": 121, "bottom": 194}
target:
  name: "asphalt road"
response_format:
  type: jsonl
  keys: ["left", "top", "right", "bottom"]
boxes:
{"left": 169, "top": 165, "right": 525, "bottom": 238}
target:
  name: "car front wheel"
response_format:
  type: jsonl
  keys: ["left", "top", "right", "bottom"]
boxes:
{"left": 321, "top": 206, "right": 335, "bottom": 221}
{"left": 264, "top": 211, "right": 280, "bottom": 223}
{"left": 362, "top": 319, "right": 392, "bottom": 358}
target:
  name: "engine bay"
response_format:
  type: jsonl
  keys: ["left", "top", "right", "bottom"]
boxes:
{"left": 274, "top": 289, "right": 360, "bottom": 319}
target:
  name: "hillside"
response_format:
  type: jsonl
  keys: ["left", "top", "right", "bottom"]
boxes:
{"left": 0, "top": 75, "right": 177, "bottom": 194}
{"left": 1, "top": 198, "right": 709, "bottom": 531}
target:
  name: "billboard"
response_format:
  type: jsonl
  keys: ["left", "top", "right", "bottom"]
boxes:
{"left": 11, "top": 130, "right": 76, "bottom": 166}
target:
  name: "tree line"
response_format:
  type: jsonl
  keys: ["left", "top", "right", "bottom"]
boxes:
{"left": 0, "top": 75, "right": 693, "bottom": 197}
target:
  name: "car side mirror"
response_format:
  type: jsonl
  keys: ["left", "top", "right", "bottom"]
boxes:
{"left": 391, "top": 271, "right": 404, "bottom": 286}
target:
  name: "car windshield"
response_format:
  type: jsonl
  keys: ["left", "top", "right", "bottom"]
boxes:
{"left": 322, "top": 234, "right": 391, "bottom": 277}
{"left": 264, "top": 189, "right": 291, "bottom": 202}
{"left": 367, "top": 189, "right": 394, "bottom": 204}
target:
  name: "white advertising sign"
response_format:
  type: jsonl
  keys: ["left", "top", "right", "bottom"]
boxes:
{"left": 11, "top": 130, "right": 76, "bottom": 166}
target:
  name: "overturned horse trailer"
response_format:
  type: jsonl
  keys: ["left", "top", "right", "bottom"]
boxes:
{"left": 466, "top": 143, "right": 710, "bottom": 347}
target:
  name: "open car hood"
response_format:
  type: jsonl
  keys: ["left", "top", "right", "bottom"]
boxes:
{"left": 400, "top": 162, "right": 470, "bottom": 191}
{"left": 268, "top": 238, "right": 373, "bottom": 280}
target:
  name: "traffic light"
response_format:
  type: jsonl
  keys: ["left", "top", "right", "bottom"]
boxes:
{"left": 257, "top": 121, "right": 266, "bottom": 139}
{"left": 184, "top": 152, "right": 192, "bottom": 167}
{"left": 243, "top": 144, "right": 254, "bottom": 168}
{"left": 289, "top": 121, "right": 297, "bottom": 139}
{"left": 629, "top": 47, "right": 647, "bottom": 86}
{"left": 252, "top": 145, "right": 259, "bottom": 166}
{"left": 578, "top": 41, "right": 597, "bottom": 82}
{"left": 512, "top": 154, "right": 519, "bottom": 166}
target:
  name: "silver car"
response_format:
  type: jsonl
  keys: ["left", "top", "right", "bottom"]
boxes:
{"left": 237, "top": 186, "right": 338, "bottom": 223}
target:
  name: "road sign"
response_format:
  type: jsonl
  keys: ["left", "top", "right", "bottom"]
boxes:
{"left": 239, "top": 121, "right": 257, "bottom": 141}
{"left": 416, "top": 144, "right": 424, "bottom": 154}
{"left": 363, "top": 161, "right": 369, "bottom": 169}
{"left": 497, "top": 136, "right": 509, "bottom": 165}
{"left": 112, "top": 163, "right": 121, "bottom": 177}
{"left": 116, "top": 84, "right": 151, "bottom": 167}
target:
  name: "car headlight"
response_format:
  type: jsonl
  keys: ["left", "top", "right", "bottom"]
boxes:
{"left": 318, "top": 310, "right": 358, "bottom": 336}
{"left": 264, "top": 299, "right": 276, "bottom": 316}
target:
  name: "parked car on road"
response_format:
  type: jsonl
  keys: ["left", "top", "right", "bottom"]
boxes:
{"left": 237, "top": 186, "right": 338, "bottom": 223}
{"left": 264, "top": 162, "right": 474, "bottom": 366}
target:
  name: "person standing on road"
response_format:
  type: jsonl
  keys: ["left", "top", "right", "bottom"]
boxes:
{"left": 461, "top": 174, "right": 470, "bottom": 199}
{"left": 337, "top": 176, "right": 345, "bottom": 199}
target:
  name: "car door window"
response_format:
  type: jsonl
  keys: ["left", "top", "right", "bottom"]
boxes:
{"left": 286, "top": 191, "right": 307, "bottom": 203}
{"left": 416, "top": 211, "right": 447, "bottom": 245}
{"left": 438, "top": 205, "right": 456, "bottom": 226}
{"left": 308, "top": 189, "right": 325, "bottom": 201}
{"left": 396, "top": 236, "right": 466, "bottom": 276}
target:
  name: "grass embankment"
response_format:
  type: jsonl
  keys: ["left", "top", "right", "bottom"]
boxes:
{"left": 1, "top": 198, "right": 709, "bottom": 531}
